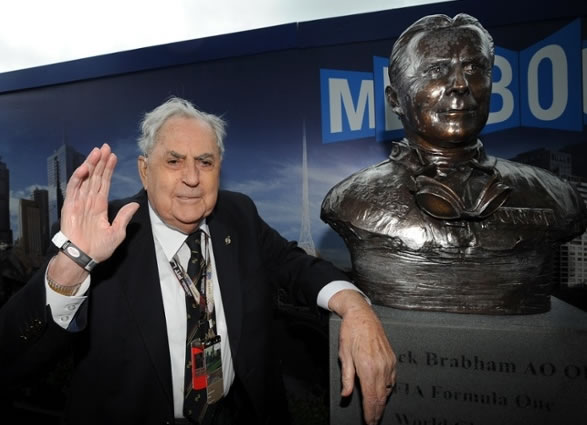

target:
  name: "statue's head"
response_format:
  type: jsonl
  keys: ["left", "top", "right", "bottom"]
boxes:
{"left": 386, "top": 14, "right": 494, "bottom": 149}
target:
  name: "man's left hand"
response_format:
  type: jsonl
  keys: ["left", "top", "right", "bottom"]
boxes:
{"left": 329, "top": 289, "right": 397, "bottom": 425}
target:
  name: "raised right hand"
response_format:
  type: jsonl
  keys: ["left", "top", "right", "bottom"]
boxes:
{"left": 48, "top": 144, "right": 139, "bottom": 285}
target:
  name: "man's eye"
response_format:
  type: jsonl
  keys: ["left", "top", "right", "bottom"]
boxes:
{"left": 167, "top": 159, "right": 180, "bottom": 166}
{"left": 198, "top": 159, "right": 214, "bottom": 169}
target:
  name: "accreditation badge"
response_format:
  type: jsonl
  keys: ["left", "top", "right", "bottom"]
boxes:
{"left": 190, "top": 342, "right": 207, "bottom": 391}
{"left": 190, "top": 336, "right": 224, "bottom": 403}
{"left": 203, "top": 335, "right": 224, "bottom": 404}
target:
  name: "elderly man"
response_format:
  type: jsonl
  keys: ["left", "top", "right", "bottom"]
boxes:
{"left": 0, "top": 98, "right": 396, "bottom": 424}
{"left": 321, "top": 14, "right": 586, "bottom": 314}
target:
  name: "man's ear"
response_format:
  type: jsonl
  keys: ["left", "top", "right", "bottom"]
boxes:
{"left": 137, "top": 156, "right": 148, "bottom": 189}
{"left": 386, "top": 85, "right": 403, "bottom": 116}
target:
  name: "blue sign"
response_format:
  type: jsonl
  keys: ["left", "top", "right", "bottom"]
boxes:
{"left": 320, "top": 69, "right": 375, "bottom": 143}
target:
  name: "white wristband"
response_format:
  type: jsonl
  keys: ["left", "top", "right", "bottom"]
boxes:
{"left": 52, "top": 231, "right": 98, "bottom": 272}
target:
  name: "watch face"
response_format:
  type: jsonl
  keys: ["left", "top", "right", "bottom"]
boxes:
{"left": 66, "top": 246, "right": 81, "bottom": 258}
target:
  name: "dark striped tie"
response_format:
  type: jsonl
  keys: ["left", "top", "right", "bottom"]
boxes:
{"left": 183, "top": 230, "right": 208, "bottom": 423}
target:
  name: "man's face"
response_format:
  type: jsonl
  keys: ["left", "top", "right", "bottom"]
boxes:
{"left": 387, "top": 25, "right": 492, "bottom": 147}
{"left": 138, "top": 116, "right": 221, "bottom": 234}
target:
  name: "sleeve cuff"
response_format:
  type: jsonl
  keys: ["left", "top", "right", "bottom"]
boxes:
{"left": 316, "top": 280, "right": 371, "bottom": 311}
{"left": 45, "top": 269, "right": 91, "bottom": 330}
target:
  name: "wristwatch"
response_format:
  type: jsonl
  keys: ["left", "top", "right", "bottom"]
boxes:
{"left": 52, "top": 231, "right": 98, "bottom": 272}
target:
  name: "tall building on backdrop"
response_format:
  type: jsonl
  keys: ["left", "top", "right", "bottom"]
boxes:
{"left": 0, "top": 158, "right": 13, "bottom": 249}
{"left": 298, "top": 122, "right": 317, "bottom": 257}
{"left": 18, "top": 188, "right": 49, "bottom": 265}
{"left": 511, "top": 148, "right": 587, "bottom": 287}
{"left": 559, "top": 177, "right": 587, "bottom": 287}
{"left": 47, "top": 144, "right": 84, "bottom": 236}
{"left": 19, "top": 199, "right": 42, "bottom": 261}
{"left": 33, "top": 188, "right": 50, "bottom": 254}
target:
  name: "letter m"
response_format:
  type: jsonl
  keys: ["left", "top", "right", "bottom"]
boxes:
{"left": 320, "top": 69, "right": 375, "bottom": 143}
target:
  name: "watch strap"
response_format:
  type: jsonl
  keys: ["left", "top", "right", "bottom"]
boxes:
{"left": 51, "top": 231, "right": 98, "bottom": 272}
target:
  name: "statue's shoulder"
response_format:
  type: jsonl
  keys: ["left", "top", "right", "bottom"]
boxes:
{"left": 324, "top": 157, "right": 407, "bottom": 202}
{"left": 495, "top": 156, "right": 560, "bottom": 183}
{"left": 332, "top": 157, "right": 400, "bottom": 191}
{"left": 494, "top": 156, "right": 587, "bottom": 234}
{"left": 323, "top": 140, "right": 417, "bottom": 206}
{"left": 495, "top": 156, "right": 581, "bottom": 203}
{"left": 321, "top": 149, "right": 418, "bottom": 238}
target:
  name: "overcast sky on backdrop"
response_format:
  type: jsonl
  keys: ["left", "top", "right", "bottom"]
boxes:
{"left": 0, "top": 0, "right": 452, "bottom": 74}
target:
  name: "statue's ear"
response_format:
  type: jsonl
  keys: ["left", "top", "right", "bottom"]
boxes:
{"left": 386, "top": 85, "right": 403, "bottom": 116}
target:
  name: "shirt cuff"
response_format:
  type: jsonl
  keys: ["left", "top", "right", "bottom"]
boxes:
{"left": 317, "top": 280, "right": 371, "bottom": 311}
{"left": 45, "top": 269, "right": 91, "bottom": 330}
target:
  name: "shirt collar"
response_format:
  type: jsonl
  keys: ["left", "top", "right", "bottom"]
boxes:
{"left": 147, "top": 202, "right": 210, "bottom": 261}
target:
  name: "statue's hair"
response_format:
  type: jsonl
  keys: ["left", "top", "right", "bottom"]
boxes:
{"left": 388, "top": 13, "right": 494, "bottom": 89}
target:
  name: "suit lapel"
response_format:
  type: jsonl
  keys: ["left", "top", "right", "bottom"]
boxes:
{"left": 208, "top": 214, "right": 243, "bottom": 362}
{"left": 115, "top": 191, "right": 174, "bottom": 404}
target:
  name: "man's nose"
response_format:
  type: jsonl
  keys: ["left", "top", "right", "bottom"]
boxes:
{"left": 182, "top": 163, "right": 200, "bottom": 186}
{"left": 447, "top": 65, "right": 469, "bottom": 94}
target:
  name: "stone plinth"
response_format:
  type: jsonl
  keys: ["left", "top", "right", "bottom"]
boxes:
{"left": 329, "top": 298, "right": 587, "bottom": 425}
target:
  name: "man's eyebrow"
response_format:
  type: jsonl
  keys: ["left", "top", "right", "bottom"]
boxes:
{"left": 196, "top": 153, "right": 215, "bottom": 160}
{"left": 168, "top": 150, "right": 186, "bottom": 159}
{"left": 167, "top": 150, "right": 216, "bottom": 160}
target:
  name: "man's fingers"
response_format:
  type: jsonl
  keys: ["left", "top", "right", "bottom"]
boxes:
{"left": 88, "top": 146, "right": 109, "bottom": 194}
{"left": 65, "top": 162, "right": 89, "bottom": 201}
{"left": 99, "top": 151, "right": 118, "bottom": 198}
{"left": 336, "top": 302, "right": 397, "bottom": 425}
{"left": 86, "top": 144, "right": 113, "bottom": 197}
{"left": 362, "top": 395, "right": 387, "bottom": 425}
{"left": 339, "top": 353, "right": 356, "bottom": 397}
{"left": 112, "top": 202, "right": 140, "bottom": 238}
{"left": 65, "top": 147, "right": 100, "bottom": 201}
{"left": 358, "top": 363, "right": 393, "bottom": 424}
{"left": 361, "top": 373, "right": 393, "bottom": 425}
{"left": 65, "top": 147, "right": 101, "bottom": 202}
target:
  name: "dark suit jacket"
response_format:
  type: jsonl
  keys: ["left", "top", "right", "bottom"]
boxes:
{"left": 0, "top": 189, "right": 348, "bottom": 424}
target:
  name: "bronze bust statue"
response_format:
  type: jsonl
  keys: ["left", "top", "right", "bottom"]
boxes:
{"left": 321, "top": 13, "right": 587, "bottom": 314}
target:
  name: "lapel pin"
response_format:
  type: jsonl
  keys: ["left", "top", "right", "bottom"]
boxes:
{"left": 225, "top": 235, "right": 231, "bottom": 245}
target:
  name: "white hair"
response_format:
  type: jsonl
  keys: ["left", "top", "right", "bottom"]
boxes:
{"left": 137, "top": 96, "right": 226, "bottom": 158}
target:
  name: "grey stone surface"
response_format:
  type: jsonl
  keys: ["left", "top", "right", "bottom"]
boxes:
{"left": 329, "top": 298, "right": 587, "bottom": 424}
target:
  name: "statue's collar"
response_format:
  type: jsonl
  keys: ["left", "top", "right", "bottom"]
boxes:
{"left": 389, "top": 139, "right": 511, "bottom": 220}
{"left": 390, "top": 138, "right": 491, "bottom": 173}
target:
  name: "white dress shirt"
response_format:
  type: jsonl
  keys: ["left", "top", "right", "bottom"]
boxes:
{"left": 147, "top": 205, "right": 234, "bottom": 417}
